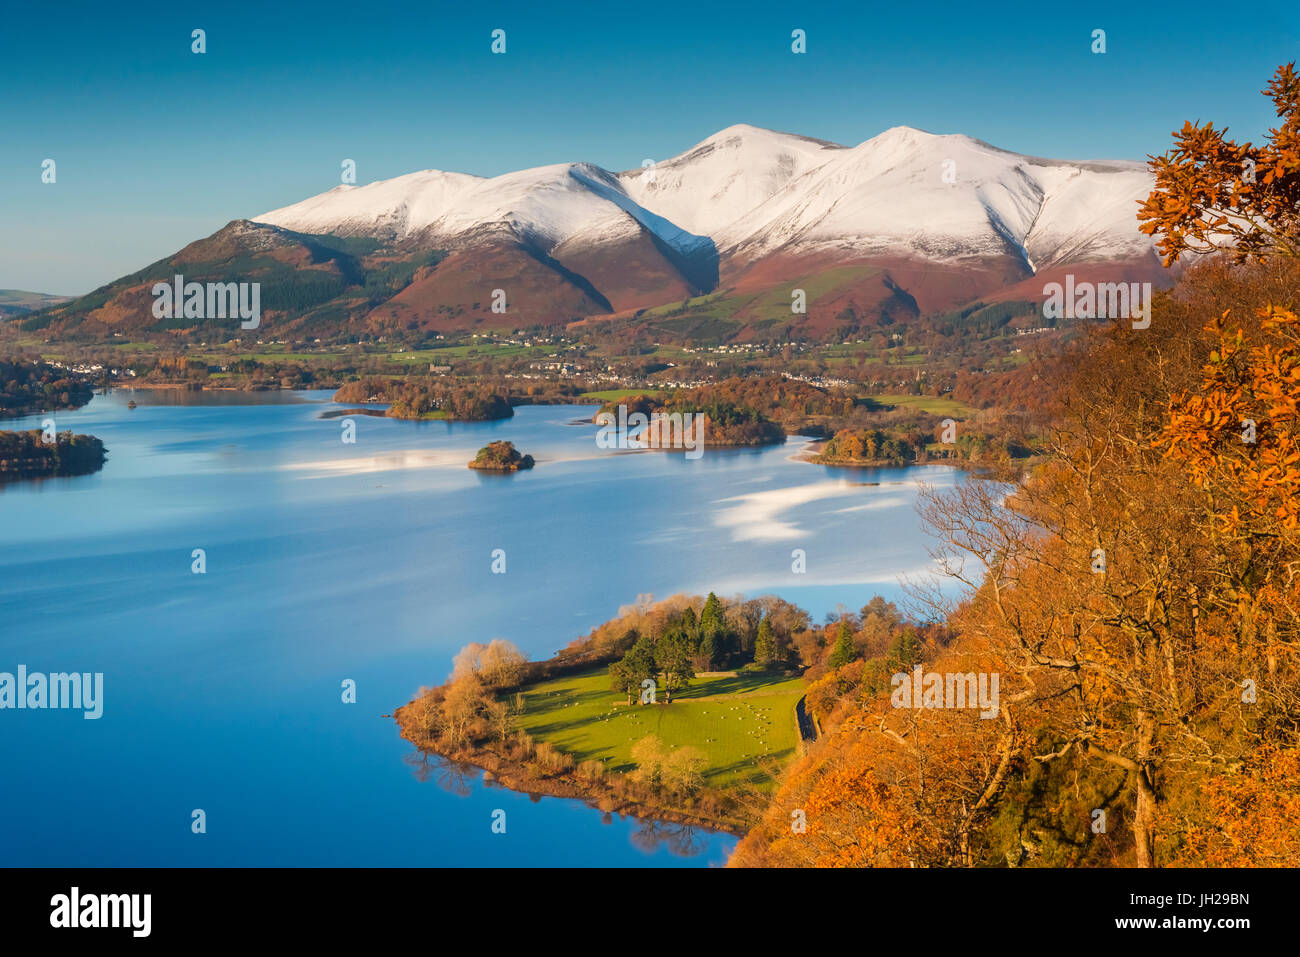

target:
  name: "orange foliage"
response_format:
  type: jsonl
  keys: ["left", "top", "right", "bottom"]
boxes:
{"left": 1169, "top": 747, "right": 1300, "bottom": 866}
{"left": 1139, "top": 63, "right": 1300, "bottom": 264}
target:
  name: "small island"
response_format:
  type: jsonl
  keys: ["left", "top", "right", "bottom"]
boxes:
{"left": 0, "top": 429, "right": 107, "bottom": 479}
{"left": 468, "top": 440, "right": 534, "bottom": 472}
{"left": 593, "top": 394, "right": 785, "bottom": 449}
{"left": 334, "top": 377, "right": 513, "bottom": 422}
{"left": 809, "top": 427, "right": 919, "bottom": 466}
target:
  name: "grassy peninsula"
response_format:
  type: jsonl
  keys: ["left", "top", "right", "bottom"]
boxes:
{"left": 396, "top": 593, "right": 818, "bottom": 833}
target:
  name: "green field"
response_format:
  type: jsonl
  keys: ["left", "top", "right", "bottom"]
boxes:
{"left": 514, "top": 668, "right": 804, "bottom": 792}
{"left": 211, "top": 351, "right": 331, "bottom": 362}
{"left": 578, "top": 388, "right": 667, "bottom": 402}
{"left": 387, "top": 343, "right": 551, "bottom": 361}
{"left": 640, "top": 267, "right": 883, "bottom": 322}
{"left": 125, "top": 342, "right": 558, "bottom": 366}
{"left": 871, "top": 393, "right": 975, "bottom": 416}
{"left": 818, "top": 342, "right": 879, "bottom": 357}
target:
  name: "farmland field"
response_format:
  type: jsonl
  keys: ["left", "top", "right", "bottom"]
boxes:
{"left": 514, "top": 668, "right": 804, "bottom": 792}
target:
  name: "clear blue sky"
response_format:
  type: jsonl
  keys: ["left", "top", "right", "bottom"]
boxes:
{"left": 2, "top": 0, "right": 1296, "bottom": 294}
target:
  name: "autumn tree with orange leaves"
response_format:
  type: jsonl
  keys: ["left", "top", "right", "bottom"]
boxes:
{"left": 1138, "top": 62, "right": 1300, "bottom": 264}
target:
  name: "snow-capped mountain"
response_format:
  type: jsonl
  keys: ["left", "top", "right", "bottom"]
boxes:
{"left": 255, "top": 123, "right": 1156, "bottom": 277}
{"left": 617, "top": 124, "right": 845, "bottom": 241}
{"left": 41, "top": 124, "right": 1165, "bottom": 342}
{"left": 710, "top": 127, "right": 1155, "bottom": 269}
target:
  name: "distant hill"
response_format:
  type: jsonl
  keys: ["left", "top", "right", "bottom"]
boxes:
{"left": 0, "top": 289, "right": 70, "bottom": 319}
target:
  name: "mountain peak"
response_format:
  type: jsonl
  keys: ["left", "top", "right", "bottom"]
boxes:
{"left": 707, "top": 122, "right": 772, "bottom": 138}
{"left": 694, "top": 123, "right": 846, "bottom": 152}
{"left": 875, "top": 124, "right": 937, "bottom": 138}
{"left": 859, "top": 125, "right": 979, "bottom": 150}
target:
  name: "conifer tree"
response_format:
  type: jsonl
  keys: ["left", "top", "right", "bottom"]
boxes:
{"left": 828, "top": 618, "right": 855, "bottom": 669}
{"left": 754, "top": 618, "right": 777, "bottom": 668}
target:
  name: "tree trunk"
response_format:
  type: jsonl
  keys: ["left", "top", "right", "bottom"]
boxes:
{"left": 1132, "top": 710, "right": 1158, "bottom": 868}
{"left": 1133, "top": 775, "right": 1157, "bottom": 868}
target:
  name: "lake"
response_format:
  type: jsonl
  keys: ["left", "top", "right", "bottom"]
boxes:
{"left": 0, "top": 389, "right": 962, "bottom": 866}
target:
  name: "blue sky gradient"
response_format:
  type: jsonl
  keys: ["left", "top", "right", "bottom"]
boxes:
{"left": 2, "top": 0, "right": 1296, "bottom": 293}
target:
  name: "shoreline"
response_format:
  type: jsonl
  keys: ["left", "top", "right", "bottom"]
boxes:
{"left": 796, "top": 439, "right": 958, "bottom": 469}
{"left": 393, "top": 705, "right": 751, "bottom": 837}
{"left": 119, "top": 382, "right": 254, "bottom": 391}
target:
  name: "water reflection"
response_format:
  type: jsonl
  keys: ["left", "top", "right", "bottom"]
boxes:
{"left": 111, "top": 386, "right": 310, "bottom": 406}
{"left": 407, "top": 752, "right": 476, "bottom": 798}
{"left": 629, "top": 819, "right": 709, "bottom": 858}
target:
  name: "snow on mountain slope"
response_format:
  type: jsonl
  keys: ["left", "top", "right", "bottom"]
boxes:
{"left": 256, "top": 169, "right": 480, "bottom": 239}
{"left": 256, "top": 162, "right": 713, "bottom": 258}
{"left": 618, "top": 123, "right": 844, "bottom": 238}
{"left": 1017, "top": 160, "right": 1154, "bottom": 266}
{"left": 255, "top": 124, "right": 844, "bottom": 259}
{"left": 715, "top": 127, "right": 1154, "bottom": 271}
{"left": 253, "top": 125, "right": 1154, "bottom": 276}
{"left": 567, "top": 165, "right": 714, "bottom": 256}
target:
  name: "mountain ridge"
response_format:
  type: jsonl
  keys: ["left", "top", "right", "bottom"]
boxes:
{"left": 21, "top": 124, "right": 1167, "bottom": 343}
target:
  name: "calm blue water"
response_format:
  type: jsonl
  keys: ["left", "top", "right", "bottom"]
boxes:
{"left": 0, "top": 389, "right": 960, "bottom": 866}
